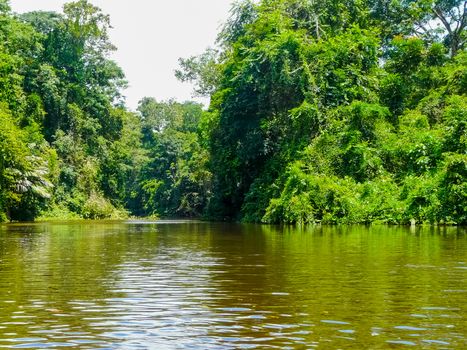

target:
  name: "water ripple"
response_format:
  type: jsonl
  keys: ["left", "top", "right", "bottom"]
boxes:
{"left": 0, "top": 222, "right": 465, "bottom": 349}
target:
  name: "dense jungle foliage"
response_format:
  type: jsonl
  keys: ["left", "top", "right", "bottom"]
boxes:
{"left": 0, "top": 0, "right": 465, "bottom": 224}
{"left": 0, "top": 0, "right": 208, "bottom": 221}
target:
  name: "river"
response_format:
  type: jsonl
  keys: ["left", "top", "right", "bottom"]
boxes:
{"left": 0, "top": 221, "right": 465, "bottom": 349}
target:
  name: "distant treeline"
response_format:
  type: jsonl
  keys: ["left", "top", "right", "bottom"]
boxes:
{"left": 0, "top": 0, "right": 465, "bottom": 224}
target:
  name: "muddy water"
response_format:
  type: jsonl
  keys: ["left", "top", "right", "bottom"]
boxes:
{"left": 0, "top": 221, "right": 465, "bottom": 349}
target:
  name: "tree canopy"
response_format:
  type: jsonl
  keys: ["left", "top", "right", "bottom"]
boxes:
{"left": 177, "top": 0, "right": 466, "bottom": 224}
{"left": 0, "top": 0, "right": 465, "bottom": 225}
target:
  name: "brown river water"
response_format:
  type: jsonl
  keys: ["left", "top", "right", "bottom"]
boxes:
{"left": 0, "top": 221, "right": 465, "bottom": 349}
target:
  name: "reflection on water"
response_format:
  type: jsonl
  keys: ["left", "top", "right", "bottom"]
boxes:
{"left": 0, "top": 221, "right": 465, "bottom": 349}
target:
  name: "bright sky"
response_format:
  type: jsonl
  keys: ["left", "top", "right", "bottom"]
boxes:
{"left": 10, "top": 0, "right": 234, "bottom": 110}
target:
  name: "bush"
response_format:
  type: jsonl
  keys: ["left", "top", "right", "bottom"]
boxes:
{"left": 81, "top": 193, "right": 122, "bottom": 220}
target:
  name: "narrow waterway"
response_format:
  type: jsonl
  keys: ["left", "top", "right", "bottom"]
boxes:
{"left": 0, "top": 221, "right": 465, "bottom": 349}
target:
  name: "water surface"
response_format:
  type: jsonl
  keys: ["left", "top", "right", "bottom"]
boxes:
{"left": 0, "top": 221, "right": 465, "bottom": 348}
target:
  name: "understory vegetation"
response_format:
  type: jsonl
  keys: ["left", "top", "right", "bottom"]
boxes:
{"left": 0, "top": 0, "right": 465, "bottom": 224}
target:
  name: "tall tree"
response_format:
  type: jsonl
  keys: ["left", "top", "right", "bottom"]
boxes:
{"left": 372, "top": 0, "right": 466, "bottom": 57}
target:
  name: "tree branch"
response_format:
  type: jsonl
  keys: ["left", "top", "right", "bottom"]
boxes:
{"left": 433, "top": 6, "right": 453, "bottom": 36}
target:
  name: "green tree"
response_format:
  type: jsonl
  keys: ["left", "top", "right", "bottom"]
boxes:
{"left": 138, "top": 99, "right": 211, "bottom": 218}
{"left": 372, "top": 0, "right": 466, "bottom": 57}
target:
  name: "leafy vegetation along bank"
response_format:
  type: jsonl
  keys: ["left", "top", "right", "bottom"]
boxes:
{"left": 0, "top": 0, "right": 465, "bottom": 224}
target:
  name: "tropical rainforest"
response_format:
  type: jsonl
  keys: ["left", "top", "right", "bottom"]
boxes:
{"left": 0, "top": 0, "right": 465, "bottom": 224}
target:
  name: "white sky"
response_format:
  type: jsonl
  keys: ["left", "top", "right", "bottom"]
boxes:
{"left": 10, "top": 0, "right": 234, "bottom": 110}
